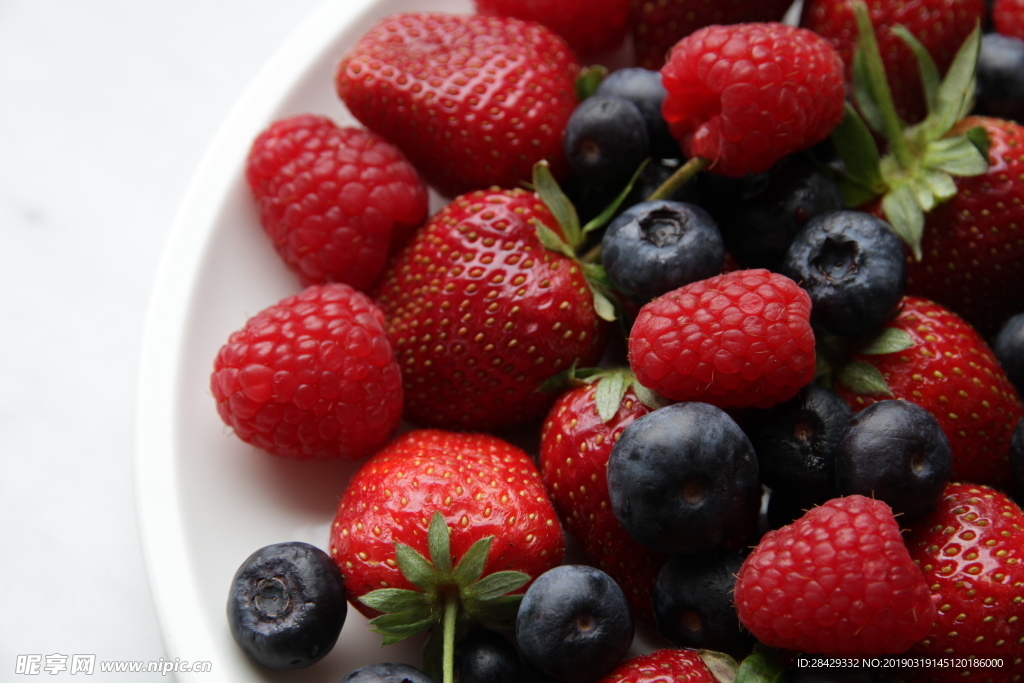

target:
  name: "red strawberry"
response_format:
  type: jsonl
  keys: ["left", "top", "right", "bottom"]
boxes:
{"left": 900, "top": 116, "right": 1024, "bottom": 335}
{"left": 329, "top": 429, "right": 563, "bottom": 680}
{"left": 734, "top": 495, "right": 936, "bottom": 654}
{"left": 374, "top": 183, "right": 609, "bottom": 432}
{"left": 210, "top": 283, "right": 403, "bottom": 461}
{"left": 801, "top": 0, "right": 984, "bottom": 124}
{"left": 659, "top": 22, "right": 846, "bottom": 178}
{"left": 245, "top": 115, "right": 428, "bottom": 291}
{"left": 334, "top": 13, "right": 579, "bottom": 198}
{"left": 630, "top": 0, "right": 796, "bottom": 71}
{"left": 903, "top": 483, "right": 1024, "bottom": 681}
{"left": 628, "top": 269, "right": 816, "bottom": 410}
{"left": 538, "top": 368, "right": 668, "bottom": 624}
{"left": 593, "top": 648, "right": 718, "bottom": 683}
{"left": 473, "top": 0, "right": 631, "bottom": 57}
{"left": 994, "top": 0, "right": 1024, "bottom": 38}
{"left": 829, "top": 296, "right": 1024, "bottom": 494}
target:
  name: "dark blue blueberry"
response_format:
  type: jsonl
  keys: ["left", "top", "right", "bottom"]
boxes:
{"left": 607, "top": 402, "right": 761, "bottom": 555}
{"left": 454, "top": 630, "right": 521, "bottom": 683}
{"left": 594, "top": 67, "right": 679, "bottom": 158}
{"left": 836, "top": 400, "right": 952, "bottom": 523}
{"left": 341, "top": 663, "right": 435, "bottom": 683}
{"left": 515, "top": 565, "right": 633, "bottom": 683}
{"left": 1012, "top": 418, "right": 1024, "bottom": 497}
{"left": 563, "top": 95, "right": 650, "bottom": 189}
{"left": 601, "top": 200, "right": 724, "bottom": 304}
{"left": 744, "top": 384, "right": 852, "bottom": 503}
{"left": 652, "top": 549, "right": 755, "bottom": 658}
{"left": 226, "top": 542, "right": 347, "bottom": 669}
{"left": 700, "top": 155, "right": 844, "bottom": 272}
{"left": 992, "top": 312, "right": 1024, "bottom": 396}
{"left": 976, "top": 32, "right": 1024, "bottom": 123}
{"left": 782, "top": 210, "right": 906, "bottom": 337}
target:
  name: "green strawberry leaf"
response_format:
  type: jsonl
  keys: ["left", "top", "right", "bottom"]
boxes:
{"left": 581, "top": 262, "right": 620, "bottom": 322}
{"left": 837, "top": 360, "right": 894, "bottom": 396}
{"left": 881, "top": 183, "right": 925, "bottom": 260}
{"left": 427, "top": 511, "right": 453, "bottom": 576}
{"left": 631, "top": 381, "right": 668, "bottom": 411}
{"left": 535, "top": 222, "right": 577, "bottom": 260}
{"left": 581, "top": 159, "right": 649, "bottom": 236}
{"left": 830, "top": 103, "right": 885, "bottom": 206}
{"left": 533, "top": 161, "right": 582, "bottom": 249}
{"left": 964, "top": 125, "right": 991, "bottom": 159}
{"left": 734, "top": 646, "right": 791, "bottom": 683}
{"left": 891, "top": 25, "right": 940, "bottom": 116}
{"left": 359, "top": 588, "right": 432, "bottom": 614}
{"left": 851, "top": 48, "right": 887, "bottom": 136}
{"left": 452, "top": 537, "right": 492, "bottom": 587}
{"left": 595, "top": 372, "right": 630, "bottom": 423}
{"left": 932, "top": 22, "right": 982, "bottom": 134}
{"left": 922, "top": 135, "right": 989, "bottom": 177}
{"left": 463, "top": 571, "right": 530, "bottom": 602}
{"left": 919, "top": 168, "right": 959, "bottom": 204}
{"left": 575, "top": 65, "right": 608, "bottom": 101}
{"left": 858, "top": 327, "right": 915, "bottom": 355}
{"left": 536, "top": 363, "right": 606, "bottom": 393}
{"left": 395, "top": 543, "right": 437, "bottom": 591}
{"left": 699, "top": 650, "right": 739, "bottom": 683}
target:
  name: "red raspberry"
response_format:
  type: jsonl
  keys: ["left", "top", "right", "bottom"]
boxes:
{"left": 660, "top": 23, "right": 846, "bottom": 177}
{"left": 628, "top": 269, "right": 815, "bottom": 410}
{"left": 210, "top": 283, "right": 403, "bottom": 461}
{"left": 734, "top": 496, "right": 937, "bottom": 654}
{"left": 245, "top": 115, "right": 428, "bottom": 291}
{"left": 995, "top": 0, "right": 1024, "bottom": 38}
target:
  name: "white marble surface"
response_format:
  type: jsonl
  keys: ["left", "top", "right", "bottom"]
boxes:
{"left": 0, "top": 0, "right": 322, "bottom": 677}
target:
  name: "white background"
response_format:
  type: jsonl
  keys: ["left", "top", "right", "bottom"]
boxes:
{"left": 0, "top": 0, "right": 321, "bottom": 675}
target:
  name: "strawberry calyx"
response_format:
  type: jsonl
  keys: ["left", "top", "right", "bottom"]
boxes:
{"left": 831, "top": 0, "right": 989, "bottom": 260}
{"left": 538, "top": 364, "right": 669, "bottom": 421}
{"left": 531, "top": 160, "right": 648, "bottom": 322}
{"left": 696, "top": 643, "right": 791, "bottom": 683}
{"left": 815, "top": 325, "right": 915, "bottom": 397}
{"left": 359, "top": 512, "right": 529, "bottom": 683}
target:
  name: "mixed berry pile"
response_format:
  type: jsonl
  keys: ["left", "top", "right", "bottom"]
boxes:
{"left": 213, "top": 0, "right": 1024, "bottom": 681}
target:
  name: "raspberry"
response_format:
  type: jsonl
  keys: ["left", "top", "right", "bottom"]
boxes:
{"left": 628, "top": 269, "right": 815, "bottom": 410}
{"left": 210, "top": 283, "right": 403, "bottom": 461}
{"left": 660, "top": 23, "right": 846, "bottom": 177}
{"left": 995, "top": 0, "right": 1024, "bottom": 41}
{"left": 734, "top": 496, "right": 937, "bottom": 654}
{"left": 245, "top": 115, "right": 428, "bottom": 291}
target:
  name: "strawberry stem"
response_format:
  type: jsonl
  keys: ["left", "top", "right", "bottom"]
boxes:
{"left": 851, "top": 1, "right": 914, "bottom": 170}
{"left": 646, "top": 156, "right": 710, "bottom": 201}
{"left": 442, "top": 591, "right": 458, "bottom": 683}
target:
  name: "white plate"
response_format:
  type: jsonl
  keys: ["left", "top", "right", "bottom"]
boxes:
{"left": 134, "top": 1, "right": 474, "bottom": 681}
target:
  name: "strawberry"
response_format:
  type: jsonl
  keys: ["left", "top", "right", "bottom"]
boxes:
{"left": 374, "top": 165, "right": 613, "bottom": 432}
{"left": 994, "top": 0, "right": 1024, "bottom": 38}
{"left": 827, "top": 296, "right": 1024, "bottom": 494}
{"left": 244, "top": 114, "right": 428, "bottom": 291}
{"left": 801, "top": 0, "right": 984, "bottom": 124}
{"left": 903, "top": 483, "right": 1024, "bottom": 681}
{"left": 334, "top": 13, "right": 579, "bottom": 199}
{"left": 473, "top": 0, "right": 631, "bottom": 58}
{"left": 538, "top": 367, "right": 668, "bottom": 624}
{"left": 828, "top": 5, "right": 1024, "bottom": 334}
{"left": 329, "top": 429, "right": 563, "bottom": 683}
{"left": 630, "top": 0, "right": 796, "bottom": 71}
{"left": 659, "top": 22, "right": 846, "bottom": 179}
{"left": 734, "top": 495, "right": 936, "bottom": 654}
{"left": 593, "top": 648, "right": 719, "bottom": 683}
{"left": 628, "top": 269, "right": 816, "bottom": 410}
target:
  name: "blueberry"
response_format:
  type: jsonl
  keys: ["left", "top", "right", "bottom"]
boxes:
{"left": 782, "top": 210, "right": 906, "bottom": 337}
{"left": 226, "top": 542, "right": 347, "bottom": 669}
{"left": 992, "top": 312, "right": 1024, "bottom": 396}
{"left": 745, "top": 384, "right": 853, "bottom": 503}
{"left": 563, "top": 95, "right": 650, "bottom": 188}
{"left": 1012, "top": 418, "right": 1024, "bottom": 496}
{"left": 594, "top": 68, "right": 679, "bottom": 158}
{"left": 515, "top": 565, "right": 633, "bottom": 683}
{"left": 835, "top": 400, "right": 952, "bottom": 523}
{"left": 607, "top": 402, "right": 761, "bottom": 555}
{"left": 652, "top": 549, "right": 755, "bottom": 658}
{"left": 454, "top": 630, "right": 521, "bottom": 683}
{"left": 601, "top": 200, "right": 724, "bottom": 304}
{"left": 341, "top": 663, "right": 435, "bottom": 683}
{"left": 701, "top": 155, "right": 844, "bottom": 272}
{"left": 975, "top": 33, "right": 1024, "bottom": 123}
